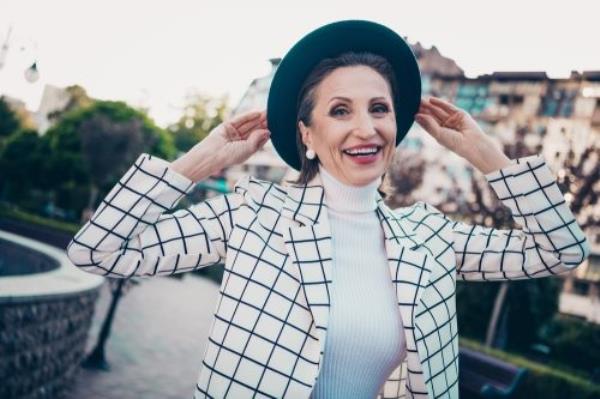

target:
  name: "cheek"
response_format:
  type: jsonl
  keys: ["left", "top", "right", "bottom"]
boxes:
{"left": 384, "top": 119, "right": 397, "bottom": 141}
{"left": 374, "top": 116, "right": 396, "bottom": 139}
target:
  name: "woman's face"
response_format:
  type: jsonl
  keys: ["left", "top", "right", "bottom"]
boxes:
{"left": 299, "top": 65, "right": 397, "bottom": 187}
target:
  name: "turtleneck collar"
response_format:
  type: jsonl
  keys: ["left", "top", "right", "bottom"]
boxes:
{"left": 318, "top": 164, "right": 381, "bottom": 213}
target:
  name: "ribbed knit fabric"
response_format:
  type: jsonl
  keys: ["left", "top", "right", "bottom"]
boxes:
{"left": 310, "top": 165, "right": 406, "bottom": 399}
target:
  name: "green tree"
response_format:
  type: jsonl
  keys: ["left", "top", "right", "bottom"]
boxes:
{"left": 168, "top": 93, "right": 228, "bottom": 153}
{"left": 540, "top": 315, "right": 600, "bottom": 373}
{"left": 0, "top": 96, "right": 21, "bottom": 140}
{"left": 0, "top": 129, "right": 49, "bottom": 205}
{"left": 44, "top": 100, "right": 176, "bottom": 219}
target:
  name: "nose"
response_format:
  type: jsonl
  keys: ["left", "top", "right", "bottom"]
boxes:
{"left": 352, "top": 111, "right": 377, "bottom": 139}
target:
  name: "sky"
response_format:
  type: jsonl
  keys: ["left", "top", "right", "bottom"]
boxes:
{"left": 1, "top": 0, "right": 598, "bottom": 127}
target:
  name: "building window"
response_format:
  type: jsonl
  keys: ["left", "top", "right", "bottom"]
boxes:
{"left": 540, "top": 89, "right": 576, "bottom": 117}
{"left": 498, "top": 94, "right": 524, "bottom": 106}
{"left": 456, "top": 84, "right": 489, "bottom": 115}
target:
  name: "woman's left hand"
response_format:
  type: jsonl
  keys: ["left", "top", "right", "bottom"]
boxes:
{"left": 415, "top": 96, "right": 512, "bottom": 174}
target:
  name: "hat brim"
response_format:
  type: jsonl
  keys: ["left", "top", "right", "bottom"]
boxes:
{"left": 267, "top": 19, "right": 422, "bottom": 171}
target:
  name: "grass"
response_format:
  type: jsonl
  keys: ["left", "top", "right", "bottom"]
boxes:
{"left": 459, "top": 337, "right": 598, "bottom": 390}
{"left": 0, "top": 203, "right": 81, "bottom": 235}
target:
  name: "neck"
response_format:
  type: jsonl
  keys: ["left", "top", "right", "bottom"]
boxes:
{"left": 318, "top": 164, "right": 381, "bottom": 213}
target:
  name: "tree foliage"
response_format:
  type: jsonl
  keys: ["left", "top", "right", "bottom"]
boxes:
{"left": 0, "top": 129, "right": 49, "bottom": 203}
{"left": 0, "top": 97, "right": 21, "bottom": 140}
{"left": 39, "top": 100, "right": 175, "bottom": 217}
{"left": 168, "top": 93, "right": 228, "bottom": 153}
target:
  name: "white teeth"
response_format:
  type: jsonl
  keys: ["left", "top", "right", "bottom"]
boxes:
{"left": 344, "top": 147, "right": 379, "bottom": 155}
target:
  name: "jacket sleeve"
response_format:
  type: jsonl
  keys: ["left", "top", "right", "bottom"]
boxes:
{"left": 419, "top": 154, "right": 590, "bottom": 281}
{"left": 66, "top": 153, "right": 245, "bottom": 278}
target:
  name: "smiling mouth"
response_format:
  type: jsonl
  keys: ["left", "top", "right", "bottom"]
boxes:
{"left": 342, "top": 146, "right": 382, "bottom": 157}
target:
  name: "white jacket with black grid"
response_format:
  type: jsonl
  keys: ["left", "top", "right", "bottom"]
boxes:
{"left": 67, "top": 153, "right": 590, "bottom": 399}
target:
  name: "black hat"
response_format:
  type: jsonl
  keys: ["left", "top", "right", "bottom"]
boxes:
{"left": 267, "top": 19, "right": 422, "bottom": 171}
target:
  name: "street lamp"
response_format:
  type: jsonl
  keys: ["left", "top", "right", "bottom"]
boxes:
{"left": 24, "top": 61, "right": 39, "bottom": 82}
{"left": 0, "top": 26, "right": 40, "bottom": 83}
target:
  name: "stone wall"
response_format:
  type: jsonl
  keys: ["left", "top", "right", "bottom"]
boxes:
{"left": 0, "top": 290, "right": 100, "bottom": 399}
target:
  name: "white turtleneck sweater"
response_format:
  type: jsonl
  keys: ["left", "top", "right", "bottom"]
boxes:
{"left": 310, "top": 165, "right": 406, "bottom": 399}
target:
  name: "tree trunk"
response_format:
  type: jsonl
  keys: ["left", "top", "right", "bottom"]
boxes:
{"left": 485, "top": 281, "right": 509, "bottom": 348}
{"left": 82, "top": 183, "right": 99, "bottom": 223}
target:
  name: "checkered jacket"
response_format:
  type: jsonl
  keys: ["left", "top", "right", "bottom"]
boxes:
{"left": 67, "top": 152, "right": 590, "bottom": 399}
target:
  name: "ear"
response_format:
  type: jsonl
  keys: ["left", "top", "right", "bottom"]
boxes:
{"left": 298, "top": 121, "right": 312, "bottom": 148}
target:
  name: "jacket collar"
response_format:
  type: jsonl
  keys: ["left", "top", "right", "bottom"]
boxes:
{"left": 281, "top": 173, "right": 327, "bottom": 227}
{"left": 281, "top": 171, "right": 425, "bottom": 249}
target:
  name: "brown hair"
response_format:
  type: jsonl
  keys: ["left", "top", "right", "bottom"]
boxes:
{"left": 288, "top": 51, "right": 398, "bottom": 198}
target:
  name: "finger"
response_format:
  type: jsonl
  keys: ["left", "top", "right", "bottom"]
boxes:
{"left": 257, "top": 133, "right": 270, "bottom": 150}
{"left": 238, "top": 120, "right": 262, "bottom": 136}
{"left": 230, "top": 110, "right": 263, "bottom": 130}
{"left": 224, "top": 123, "right": 243, "bottom": 141}
{"left": 416, "top": 113, "right": 455, "bottom": 149}
{"left": 251, "top": 129, "right": 271, "bottom": 149}
{"left": 417, "top": 105, "right": 435, "bottom": 117}
{"left": 418, "top": 98, "right": 435, "bottom": 112}
{"left": 417, "top": 106, "right": 446, "bottom": 127}
{"left": 238, "top": 111, "right": 267, "bottom": 134}
{"left": 444, "top": 112, "right": 463, "bottom": 130}
{"left": 415, "top": 113, "right": 442, "bottom": 141}
{"left": 421, "top": 100, "right": 450, "bottom": 122}
{"left": 429, "top": 97, "right": 461, "bottom": 114}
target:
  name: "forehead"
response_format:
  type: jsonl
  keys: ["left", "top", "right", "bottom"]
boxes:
{"left": 315, "top": 65, "right": 392, "bottom": 102}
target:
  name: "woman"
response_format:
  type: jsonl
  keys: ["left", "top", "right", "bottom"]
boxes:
{"left": 67, "top": 20, "right": 590, "bottom": 399}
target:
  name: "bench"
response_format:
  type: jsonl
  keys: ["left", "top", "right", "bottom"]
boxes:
{"left": 459, "top": 347, "right": 528, "bottom": 398}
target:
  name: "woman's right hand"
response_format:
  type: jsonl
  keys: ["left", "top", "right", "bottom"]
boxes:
{"left": 170, "top": 110, "right": 270, "bottom": 182}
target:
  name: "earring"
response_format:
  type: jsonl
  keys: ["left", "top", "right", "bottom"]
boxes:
{"left": 306, "top": 148, "right": 316, "bottom": 160}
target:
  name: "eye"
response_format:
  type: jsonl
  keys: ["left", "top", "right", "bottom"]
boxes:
{"left": 330, "top": 106, "right": 349, "bottom": 116}
{"left": 371, "top": 103, "right": 390, "bottom": 113}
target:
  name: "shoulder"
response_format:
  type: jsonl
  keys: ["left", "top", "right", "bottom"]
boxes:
{"left": 389, "top": 200, "right": 452, "bottom": 230}
{"left": 388, "top": 200, "right": 445, "bottom": 218}
{"left": 232, "top": 175, "right": 288, "bottom": 210}
{"left": 231, "top": 175, "right": 290, "bottom": 230}
{"left": 413, "top": 200, "right": 445, "bottom": 217}
{"left": 387, "top": 201, "right": 456, "bottom": 247}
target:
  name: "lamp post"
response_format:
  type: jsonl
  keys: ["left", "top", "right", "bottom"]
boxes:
{"left": 0, "top": 27, "right": 12, "bottom": 70}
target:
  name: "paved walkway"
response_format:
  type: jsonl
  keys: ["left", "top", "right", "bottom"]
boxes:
{"left": 65, "top": 274, "right": 221, "bottom": 399}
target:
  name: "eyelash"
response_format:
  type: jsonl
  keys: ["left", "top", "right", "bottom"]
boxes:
{"left": 330, "top": 103, "right": 389, "bottom": 116}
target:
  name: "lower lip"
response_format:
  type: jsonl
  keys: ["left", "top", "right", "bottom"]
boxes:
{"left": 344, "top": 149, "right": 382, "bottom": 165}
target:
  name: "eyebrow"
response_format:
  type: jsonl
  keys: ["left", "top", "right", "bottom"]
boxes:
{"left": 328, "top": 96, "right": 389, "bottom": 104}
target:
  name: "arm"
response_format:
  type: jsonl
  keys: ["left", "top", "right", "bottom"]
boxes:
{"left": 420, "top": 154, "right": 590, "bottom": 281}
{"left": 67, "top": 153, "right": 245, "bottom": 278}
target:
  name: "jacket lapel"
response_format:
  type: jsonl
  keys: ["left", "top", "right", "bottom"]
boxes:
{"left": 281, "top": 171, "right": 433, "bottom": 374}
{"left": 376, "top": 200, "right": 432, "bottom": 323}
{"left": 281, "top": 175, "right": 333, "bottom": 362}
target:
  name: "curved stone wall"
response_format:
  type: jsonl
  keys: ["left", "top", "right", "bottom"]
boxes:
{"left": 0, "top": 230, "right": 104, "bottom": 399}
